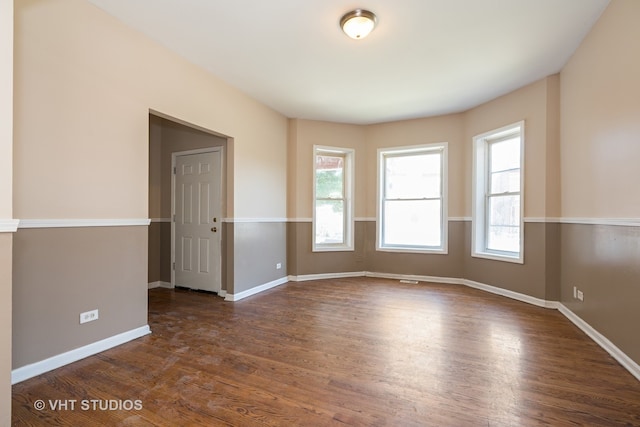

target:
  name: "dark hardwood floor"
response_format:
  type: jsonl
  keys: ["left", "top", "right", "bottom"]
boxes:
{"left": 12, "top": 278, "right": 640, "bottom": 426}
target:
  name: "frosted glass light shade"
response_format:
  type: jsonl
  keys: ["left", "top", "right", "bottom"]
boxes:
{"left": 340, "top": 9, "right": 377, "bottom": 39}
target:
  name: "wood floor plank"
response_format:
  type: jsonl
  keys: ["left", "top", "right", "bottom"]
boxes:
{"left": 12, "top": 277, "right": 640, "bottom": 426}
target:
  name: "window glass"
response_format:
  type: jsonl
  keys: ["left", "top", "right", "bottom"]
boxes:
{"left": 313, "top": 148, "right": 354, "bottom": 251}
{"left": 378, "top": 144, "right": 447, "bottom": 253}
{"left": 472, "top": 122, "right": 524, "bottom": 262}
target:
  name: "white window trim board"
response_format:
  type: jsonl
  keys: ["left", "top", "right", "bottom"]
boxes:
{"left": 471, "top": 121, "right": 525, "bottom": 264}
{"left": 312, "top": 145, "right": 355, "bottom": 252}
{"left": 376, "top": 142, "right": 449, "bottom": 254}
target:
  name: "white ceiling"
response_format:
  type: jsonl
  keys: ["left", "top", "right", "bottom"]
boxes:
{"left": 87, "top": 0, "right": 610, "bottom": 125}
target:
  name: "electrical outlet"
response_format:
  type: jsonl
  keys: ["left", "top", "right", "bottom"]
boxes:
{"left": 577, "top": 290, "right": 584, "bottom": 302}
{"left": 573, "top": 286, "right": 577, "bottom": 299}
{"left": 276, "top": 263, "right": 282, "bottom": 270}
{"left": 80, "top": 309, "right": 99, "bottom": 324}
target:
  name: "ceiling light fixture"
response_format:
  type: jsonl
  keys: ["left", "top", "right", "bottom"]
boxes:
{"left": 340, "top": 9, "right": 377, "bottom": 40}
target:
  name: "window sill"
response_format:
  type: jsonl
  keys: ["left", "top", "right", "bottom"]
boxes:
{"left": 312, "top": 246, "right": 355, "bottom": 253}
{"left": 377, "top": 247, "right": 448, "bottom": 255}
{"left": 472, "top": 251, "right": 523, "bottom": 264}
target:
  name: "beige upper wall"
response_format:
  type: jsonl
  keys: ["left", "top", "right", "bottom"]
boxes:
{"left": 1, "top": 0, "right": 12, "bottom": 220}
{"left": 289, "top": 77, "right": 558, "bottom": 221}
{"left": 13, "top": 0, "right": 287, "bottom": 220}
{"left": 560, "top": 0, "right": 640, "bottom": 218}
{"left": 545, "top": 75, "right": 561, "bottom": 219}
{"left": 289, "top": 115, "right": 467, "bottom": 221}
{"left": 463, "top": 77, "right": 558, "bottom": 219}
{"left": 365, "top": 114, "right": 465, "bottom": 218}
{"left": 288, "top": 119, "right": 367, "bottom": 219}
{"left": 1, "top": 0, "right": 12, "bottom": 423}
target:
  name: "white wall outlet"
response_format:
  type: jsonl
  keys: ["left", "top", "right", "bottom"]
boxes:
{"left": 276, "top": 263, "right": 282, "bottom": 270}
{"left": 573, "top": 286, "right": 577, "bottom": 299}
{"left": 80, "top": 309, "right": 99, "bottom": 324}
{"left": 577, "top": 290, "right": 584, "bottom": 302}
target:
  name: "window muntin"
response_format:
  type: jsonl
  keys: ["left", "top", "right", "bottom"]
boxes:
{"left": 313, "top": 146, "right": 354, "bottom": 251}
{"left": 378, "top": 144, "right": 447, "bottom": 252}
{"left": 472, "top": 122, "right": 524, "bottom": 263}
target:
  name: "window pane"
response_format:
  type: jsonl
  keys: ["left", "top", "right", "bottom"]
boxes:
{"left": 488, "top": 225, "right": 520, "bottom": 253}
{"left": 316, "top": 155, "right": 344, "bottom": 199}
{"left": 315, "top": 200, "right": 344, "bottom": 244}
{"left": 490, "top": 137, "right": 520, "bottom": 173}
{"left": 487, "top": 194, "right": 520, "bottom": 252}
{"left": 385, "top": 153, "right": 441, "bottom": 199}
{"left": 490, "top": 169, "right": 520, "bottom": 194}
{"left": 383, "top": 200, "right": 441, "bottom": 247}
{"left": 488, "top": 194, "right": 520, "bottom": 226}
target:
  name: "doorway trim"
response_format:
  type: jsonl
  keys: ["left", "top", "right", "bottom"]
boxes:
{"left": 171, "top": 147, "right": 225, "bottom": 293}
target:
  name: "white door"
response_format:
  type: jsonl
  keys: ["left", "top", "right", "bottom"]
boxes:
{"left": 174, "top": 150, "right": 222, "bottom": 292}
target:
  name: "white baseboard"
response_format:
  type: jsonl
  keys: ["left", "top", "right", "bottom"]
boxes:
{"left": 288, "top": 271, "right": 366, "bottom": 282}
{"left": 366, "top": 272, "right": 558, "bottom": 309}
{"left": 463, "top": 279, "right": 559, "bottom": 309}
{"left": 366, "top": 271, "right": 465, "bottom": 286}
{"left": 224, "top": 277, "right": 288, "bottom": 302}
{"left": 11, "top": 325, "right": 151, "bottom": 384}
{"left": 558, "top": 304, "right": 640, "bottom": 382}
{"left": 148, "top": 281, "right": 173, "bottom": 289}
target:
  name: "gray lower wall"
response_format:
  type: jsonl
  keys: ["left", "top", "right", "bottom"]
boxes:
{"left": 148, "top": 221, "right": 162, "bottom": 283}
{"left": 1, "top": 234, "right": 12, "bottom": 423}
{"left": 288, "top": 221, "right": 555, "bottom": 302}
{"left": 287, "top": 221, "right": 367, "bottom": 276}
{"left": 560, "top": 223, "right": 640, "bottom": 364}
{"left": 463, "top": 222, "right": 553, "bottom": 300}
{"left": 147, "top": 221, "right": 179, "bottom": 285}
{"left": 12, "top": 226, "right": 148, "bottom": 369}
{"left": 14, "top": 220, "right": 638, "bottom": 371}
{"left": 232, "top": 222, "right": 287, "bottom": 295}
{"left": 365, "top": 221, "right": 466, "bottom": 278}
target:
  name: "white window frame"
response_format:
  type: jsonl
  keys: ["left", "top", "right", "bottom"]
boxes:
{"left": 312, "top": 145, "right": 355, "bottom": 252}
{"left": 472, "top": 121, "right": 525, "bottom": 264}
{"left": 377, "top": 142, "right": 448, "bottom": 254}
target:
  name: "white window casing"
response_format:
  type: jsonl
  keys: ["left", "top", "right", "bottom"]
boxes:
{"left": 377, "top": 142, "right": 448, "bottom": 254}
{"left": 472, "top": 121, "right": 525, "bottom": 263}
{"left": 313, "top": 145, "right": 355, "bottom": 252}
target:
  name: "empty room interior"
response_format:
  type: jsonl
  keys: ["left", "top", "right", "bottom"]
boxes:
{"left": 3, "top": 0, "right": 640, "bottom": 425}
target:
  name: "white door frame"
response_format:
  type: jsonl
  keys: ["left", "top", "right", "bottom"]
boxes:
{"left": 171, "top": 147, "right": 224, "bottom": 292}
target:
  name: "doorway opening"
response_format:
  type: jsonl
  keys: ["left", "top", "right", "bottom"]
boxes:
{"left": 147, "top": 112, "right": 231, "bottom": 297}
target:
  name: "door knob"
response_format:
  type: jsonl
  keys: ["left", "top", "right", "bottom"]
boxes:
{"left": 211, "top": 227, "right": 217, "bottom": 232}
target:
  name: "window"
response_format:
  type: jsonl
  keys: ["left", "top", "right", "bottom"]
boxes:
{"left": 472, "top": 121, "right": 524, "bottom": 263}
{"left": 377, "top": 143, "right": 448, "bottom": 253}
{"left": 313, "top": 146, "right": 354, "bottom": 251}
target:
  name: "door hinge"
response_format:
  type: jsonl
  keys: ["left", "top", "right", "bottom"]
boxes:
{"left": 172, "top": 262, "right": 176, "bottom": 270}
{"left": 173, "top": 166, "right": 176, "bottom": 174}
{"left": 173, "top": 214, "right": 176, "bottom": 222}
